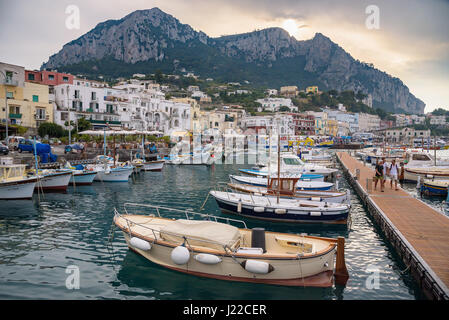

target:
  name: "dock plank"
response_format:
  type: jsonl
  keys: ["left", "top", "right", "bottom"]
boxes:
{"left": 337, "top": 152, "right": 449, "bottom": 292}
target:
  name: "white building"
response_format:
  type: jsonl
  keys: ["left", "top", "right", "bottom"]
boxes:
{"left": 255, "top": 98, "right": 295, "bottom": 112}
{"left": 240, "top": 114, "right": 294, "bottom": 135}
{"left": 324, "top": 109, "right": 358, "bottom": 133}
{"left": 429, "top": 115, "right": 446, "bottom": 125}
{"left": 265, "top": 89, "right": 278, "bottom": 96}
{"left": 358, "top": 113, "right": 380, "bottom": 132}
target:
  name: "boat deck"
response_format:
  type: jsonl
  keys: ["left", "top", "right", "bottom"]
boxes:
{"left": 337, "top": 152, "right": 449, "bottom": 298}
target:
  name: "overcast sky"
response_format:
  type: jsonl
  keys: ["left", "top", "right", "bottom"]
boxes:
{"left": 0, "top": 0, "right": 448, "bottom": 112}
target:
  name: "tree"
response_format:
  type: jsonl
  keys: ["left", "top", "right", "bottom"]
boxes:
{"left": 279, "top": 106, "right": 291, "bottom": 112}
{"left": 76, "top": 117, "right": 92, "bottom": 133}
{"left": 155, "top": 69, "right": 163, "bottom": 83}
{"left": 38, "top": 123, "right": 65, "bottom": 138}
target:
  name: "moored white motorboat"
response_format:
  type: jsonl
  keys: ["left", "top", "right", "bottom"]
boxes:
{"left": 230, "top": 175, "right": 334, "bottom": 191}
{"left": 0, "top": 162, "right": 38, "bottom": 200}
{"left": 113, "top": 203, "right": 349, "bottom": 287}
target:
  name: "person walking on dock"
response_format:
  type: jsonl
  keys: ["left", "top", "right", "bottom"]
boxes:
{"left": 374, "top": 160, "right": 384, "bottom": 192}
{"left": 382, "top": 157, "right": 388, "bottom": 192}
{"left": 389, "top": 159, "right": 399, "bottom": 191}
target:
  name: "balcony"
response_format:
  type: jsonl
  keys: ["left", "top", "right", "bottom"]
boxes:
{"left": 34, "top": 114, "right": 49, "bottom": 121}
{"left": 4, "top": 78, "right": 18, "bottom": 86}
{"left": 89, "top": 119, "right": 121, "bottom": 125}
{"left": 9, "top": 113, "right": 22, "bottom": 119}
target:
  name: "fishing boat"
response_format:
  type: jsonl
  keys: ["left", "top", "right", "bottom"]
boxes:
{"left": 209, "top": 190, "right": 350, "bottom": 224}
{"left": 130, "top": 159, "right": 144, "bottom": 173}
{"left": 57, "top": 163, "right": 98, "bottom": 185}
{"left": 0, "top": 159, "right": 38, "bottom": 200}
{"left": 299, "top": 148, "right": 332, "bottom": 162}
{"left": 420, "top": 179, "right": 449, "bottom": 196}
{"left": 143, "top": 159, "right": 165, "bottom": 172}
{"left": 226, "top": 177, "right": 350, "bottom": 204}
{"left": 230, "top": 175, "right": 334, "bottom": 191}
{"left": 34, "top": 170, "right": 72, "bottom": 191}
{"left": 85, "top": 156, "right": 134, "bottom": 182}
{"left": 113, "top": 203, "right": 349, "bottom": 287}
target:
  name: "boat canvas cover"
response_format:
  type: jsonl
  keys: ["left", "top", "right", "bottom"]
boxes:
{"left": 159, "top": 219, "right": 241, "bottom": 251}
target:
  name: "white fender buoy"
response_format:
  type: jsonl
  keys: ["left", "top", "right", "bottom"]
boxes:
{"left": 241, "top": 260, "right": 274, "bottom": 274}
{"left": 237, "top": 200, "right": 242, "bottom": 213}
{"left": 194, "top": 253, "right": 222, "bottom": 265}
{"left": 310, "top": 211, "right": 321, "bottom": 216}
{"left": 274, "top": 208, "right": 286, "bottom": 214}
{"left": 253, "top": 206, "right": 265, "bottom": 213}
{"left": 130, "top": 237, "right": 152, "bottom": 251}
{"left": 171, "top": 245, "right": 190, "bottom": 265}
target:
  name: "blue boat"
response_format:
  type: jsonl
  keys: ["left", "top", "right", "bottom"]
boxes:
{"left": 420, "top": 179, "right": 449, "bottom": 196}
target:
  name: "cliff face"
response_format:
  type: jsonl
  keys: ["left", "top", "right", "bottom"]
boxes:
{"left": 42, "top": 8, "right": 425, "bottom": 114}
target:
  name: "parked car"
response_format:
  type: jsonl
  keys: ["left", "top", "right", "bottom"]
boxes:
{"left": 64, "top": 143, "right": 84, "bottom": 154}
{"left": 0, "top": 143, "right": 9, "bottom": 155}
{"left": 17, "top": 139, "right": 38, "bottom": 153}
{"left": 5, "top": 136, "right": 25, "bottom": 150}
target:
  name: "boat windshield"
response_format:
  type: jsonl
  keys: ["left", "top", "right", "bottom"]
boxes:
{"left": 283, "top": 157, "right": 303, "bottom": 165}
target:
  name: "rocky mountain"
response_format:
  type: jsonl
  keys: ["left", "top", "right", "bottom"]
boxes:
{"left": 42, "top": 7, "right": 425, "bottom": 114}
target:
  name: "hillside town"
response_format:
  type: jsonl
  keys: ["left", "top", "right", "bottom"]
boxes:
{"left": 1, "top": 61, "right": 446, "bottom": 144}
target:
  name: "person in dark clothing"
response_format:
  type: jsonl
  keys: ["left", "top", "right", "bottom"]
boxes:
{"left": 374, "top": 160, "right": 384, "bottom": 192}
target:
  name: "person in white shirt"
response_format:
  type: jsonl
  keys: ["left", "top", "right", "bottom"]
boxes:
{"left": 381, "top": 157, "right": 388, "bottom": 190}
{"left": 388, "top": 159, "right": 399, "bottom": 191}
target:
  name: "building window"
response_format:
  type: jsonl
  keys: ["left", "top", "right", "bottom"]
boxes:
{"left": 36, "top": 108, "right": 46, "bottom": 120}
{"left": 48, "top": 74, "right": 55, "bottom": 80}
{"left": 32, "top": 95, "right": 39, "bottom": 102}
{"left": 28, "top": 73, "right": 35, "bottom": 81}
{"left": 6, "top": 92, "right": 13, "bottom": 99}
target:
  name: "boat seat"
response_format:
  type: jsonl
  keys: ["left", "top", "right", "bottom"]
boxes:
{"left": 274, "top": 236, "right": 313, "bottom": 253}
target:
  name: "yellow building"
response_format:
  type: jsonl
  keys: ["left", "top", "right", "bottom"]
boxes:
{"left": 306, "top": 86, "right": 319, "bottom": 94}
{"left": 1, "top": 62, "right": 53, "bottom": 134}
{"left": 326, "top": 119, "right": 339, "bottom": 137}
{"left": 280, "top": 86, "right": 298, "bottom": 97}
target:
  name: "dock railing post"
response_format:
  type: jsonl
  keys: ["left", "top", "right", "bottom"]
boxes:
{"left": 366, "top": 178, "right": 372, "bottom": 193}
{"left": 355, "top": 168, "right": 360, "bottom": 181}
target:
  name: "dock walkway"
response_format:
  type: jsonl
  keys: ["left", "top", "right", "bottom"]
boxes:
{"left": 337, "top": 151, "right": 449, "bottom": 300}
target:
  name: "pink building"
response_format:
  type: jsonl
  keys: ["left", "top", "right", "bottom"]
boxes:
{"left": 25, "top": 70, "right": 73, "bottom": 85}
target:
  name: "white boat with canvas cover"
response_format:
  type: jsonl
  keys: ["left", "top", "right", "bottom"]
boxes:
{"left": 113, "top": 203, "right": 349, "bottom": 287}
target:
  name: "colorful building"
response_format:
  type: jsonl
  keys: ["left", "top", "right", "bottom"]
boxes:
{"left": 1, "top": 62, "right": 53, "bottom": 133}
{"left": 305, "top": 86, "right": 319, "bottom": 94}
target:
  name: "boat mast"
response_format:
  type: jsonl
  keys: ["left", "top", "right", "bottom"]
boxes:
{"left": 277, "top": 120, "right": 280, "bottom": 204}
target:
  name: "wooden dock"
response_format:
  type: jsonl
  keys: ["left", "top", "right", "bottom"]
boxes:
{"left": 337, "top": 151, "right": 449, "bottom": 300}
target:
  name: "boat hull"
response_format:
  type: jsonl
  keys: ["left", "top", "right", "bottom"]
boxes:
{"left": 121, "top": 233, "right": 336, "bottom": 287}
{"left": 69, "top": 171, "right": 97, "bottom": 185}
{"left": 213, "top": 196, "right": 348, "bottom": 224}
{"left": 230, "top": 175, "right": 334, "bottom": 191}
{"left": 404, "top": 168, "right": 449, "bottom": 182}
{"left": 143, "top": 160, "right": 165, "bottom": 172}
{"left": 0, "top": 178, "right": 37, "bottom": 200}
{"left": 94, "top": 167, "right": 133, "bottom": 182}
{"left": 36, "top": 172, "right": 71, "bottom": 192}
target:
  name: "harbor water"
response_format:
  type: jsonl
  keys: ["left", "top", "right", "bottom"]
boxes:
{"left": 0, "top": 160, "right": 427, "bottom": 300}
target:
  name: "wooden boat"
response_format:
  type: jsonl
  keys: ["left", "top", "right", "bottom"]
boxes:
{"left": 0, "top": 162, "right": 38, "bottom": 200}
{"left": 210, "top": 190, "right": 350, "bottom": 224}
{"left": 230, "top": 175, "right": 334, "bottom": 191}
{"left": 114, "top": 203, "right": 349, "bottom": 287}
{"left": 227, "top": 177, "right": 350, "bottom": 204}
{"left": 420, "top": 179, "right": 449, "bottom": 196}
